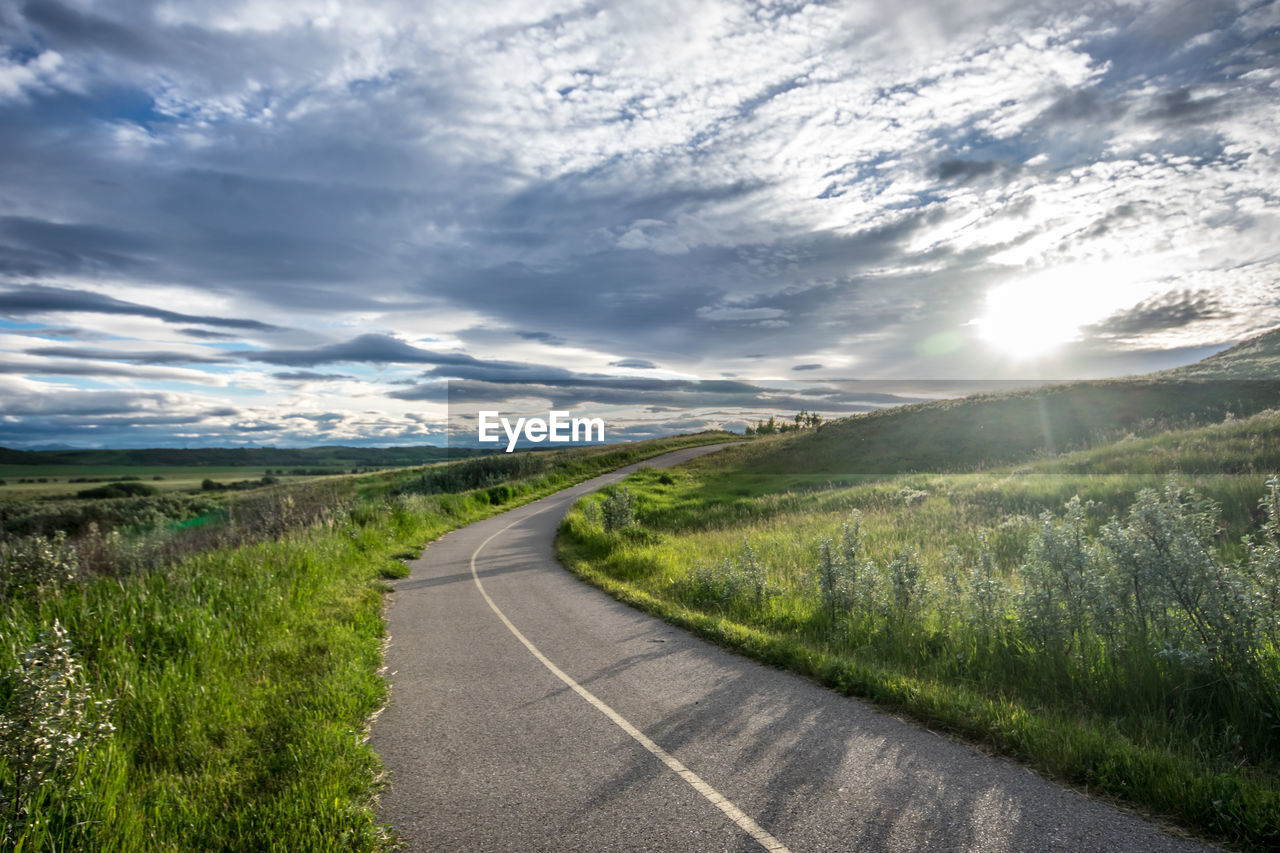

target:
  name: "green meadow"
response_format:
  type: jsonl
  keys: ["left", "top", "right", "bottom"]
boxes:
{"left": 0, "top": 433, "right": 731, "bottom": 851}
{"left": 558, "top": 333, "right": 1280, "bottom": 851}
{"left": 0, "top": 445, "right": 482, "bottom": 499}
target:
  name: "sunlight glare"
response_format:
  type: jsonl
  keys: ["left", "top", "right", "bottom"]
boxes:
{"left": 973, "top": 264, "right": 1149, "bottom": 359}
{"left": 974, "top": 284, "right": 1082, "bottom": 357}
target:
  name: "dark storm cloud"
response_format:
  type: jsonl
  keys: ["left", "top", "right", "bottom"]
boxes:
{"left": 1089, "top": 289, "right": 1227, "bottom": 337}
{"left": 0, "top": 284, "right": 281, "bottom": 330}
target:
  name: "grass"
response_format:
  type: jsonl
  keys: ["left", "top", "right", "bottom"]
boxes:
{"left": 0, "top": 431, "right": 733, "bottom": 851}
{"left": 0, "top": 466, "right": 294, "bottom": 498}
{"left": 558, "top": 410, "right": 1280, "bottom": 850}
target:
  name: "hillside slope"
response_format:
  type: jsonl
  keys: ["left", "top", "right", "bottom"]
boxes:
{"left": 555, "top": 330, "right": 1280, "bottom": 850}
{"left": 747, "top": 327, "right": 1280, "bottom": 476}
{"left": 1161, "top": 325, "right": 1280, "bottom": 379}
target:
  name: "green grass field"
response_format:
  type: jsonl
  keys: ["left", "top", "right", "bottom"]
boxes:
{"left": 0, "top": 444, "right": 484, "bottom": 499}
{"left": 556, "top": 333, "right": 1280, "bottom": 851}
{"left": 0, "top": 465, "right": 297, "bottom": 497}
{"left": 0, "top": 432, "right": 733, "bottom": 851}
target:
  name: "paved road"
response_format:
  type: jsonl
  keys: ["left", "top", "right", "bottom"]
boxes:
{"left": 372, "top": 444, "right": 1215, "bottom": 852}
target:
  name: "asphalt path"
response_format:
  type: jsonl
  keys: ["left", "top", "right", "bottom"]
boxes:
{"left": 371, "top": 444, "right": 1217, "bottom": 852}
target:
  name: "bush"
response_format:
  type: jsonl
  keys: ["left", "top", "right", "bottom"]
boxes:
{"left": 0, "top": 493, "right": 218, "bottom": 539}
{"left": 601, "top": 488, "right": 635, "bottom": 533}
{"left": 676, "top": 540, "right": 777, "bottom": 611}
{"left": 0, "top": 533, "right": 79, "bottom": 599}
{"left": 0, "top": 621, "right": 114, "bottom": 843}
{"left": 74, "top": 481, "right": 156, "bottom": 499}
{"left": 814, "top": 515, "right": 877, "bottom": 622}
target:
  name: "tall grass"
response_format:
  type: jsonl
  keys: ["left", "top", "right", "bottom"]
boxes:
{"left": 558, "top": 413, "right": 1280, "bottom": 850}
{"left": 0, "top": 432, "right": 732, "bottom": 851}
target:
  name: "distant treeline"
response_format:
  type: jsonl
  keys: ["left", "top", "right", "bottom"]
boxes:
{"left": 0, "top": 445, "right": 487, "bottom": 468}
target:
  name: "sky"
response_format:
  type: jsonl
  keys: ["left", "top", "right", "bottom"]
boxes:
{"left": 0, "top": 0, "right": 1277, "bottom": 448}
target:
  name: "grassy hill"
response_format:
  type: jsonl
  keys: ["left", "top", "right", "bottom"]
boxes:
{"left": 558, "top": 330, "right": 1280, "bottom": 851}
{"left": 746, "top": 327, "right": 1280, "bottom": 477}
{"left": 1160, "top": 324, "right": 1280, "bottom": 379}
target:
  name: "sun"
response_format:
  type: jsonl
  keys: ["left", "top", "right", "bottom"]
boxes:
{"left": 972, "top": 264, "right": 1146, "bottom": 360}
{"left": 973, "top": 282, "right": 1084, "bottom": 358}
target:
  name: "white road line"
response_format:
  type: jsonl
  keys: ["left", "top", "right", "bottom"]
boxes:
{"left": 469, "top": 506, "right": 794, "bottom": 853}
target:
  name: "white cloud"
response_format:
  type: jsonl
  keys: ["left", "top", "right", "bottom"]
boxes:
{"left": 2, "top": 0, "right": 1279, "bottom": 443}
{"left": 0, "top": 49, "right": 62, "bottom": 101}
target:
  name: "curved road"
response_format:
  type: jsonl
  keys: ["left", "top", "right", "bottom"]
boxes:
{"left": 371, "top": 444, "right": 1215, "bottom": 852}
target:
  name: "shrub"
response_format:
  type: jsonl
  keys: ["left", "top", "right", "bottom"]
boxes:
{"left": 885, "top": 548, "right": 927, "bottom": 626}
{"left": 1019, "top": 497, "right": 1106, "bottom": 660}
{"left": 1101, "top": 480, "right": 1262, "bottom": 677}
{"left": 0, "top": 533, "right": 78, "bottom": 599}
{"left": 814, "top": 515, "right": 876, "bottom": 622}
{"left": 1243, "top": 476, "right": 1280, "bottom": 648}
{"left": 601, "top": 488, "right": 635, "bottom": 532}
{"left": 0, "top": 621, "right": 114, "bottom": 841}
{"left": 74, "top": 481, "right": 156, "bottom": 499}
{"left": 675, "top": 540, "right": 777, "bottom": 611}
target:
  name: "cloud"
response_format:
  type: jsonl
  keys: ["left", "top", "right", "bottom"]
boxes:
{"left": 695, "top": 305, "right": 789, "bottom": 325}
{"left": 21, "top": 0, "right": 159, "bottom": 61}
{"left": 792, "top": 363, "right": 823, "bottom": 371}
{"left": 0, "top": 284, "right": 280, "bottom": 330}
{"left": 25, "top": 345, "right": 232, "bottom": 365}
{"left": 933, "top": 159, "right": 1003, "bottom": 183}
{"left": 238, "top": 334, "right": 471, "bottom": 367}
{"left": 1089, "top": 289, "right": 1228, "bottom": 338}
{"left": 1, "top": 0, "right": 1279, "bottom": 445}
{"left": 516, "top": 330, "right": 568, "bottom": 346}
{"left": 0, "top": 357, "right": 223, "bottom": 383}
{"left": 404, "top": 375, "right": 932, "bottom": 416}
{"left": 179, "top": 328, "right": 241, "bottom": 340}
{"left": 271, "top": 370, "right": 357, "bottom": 381}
